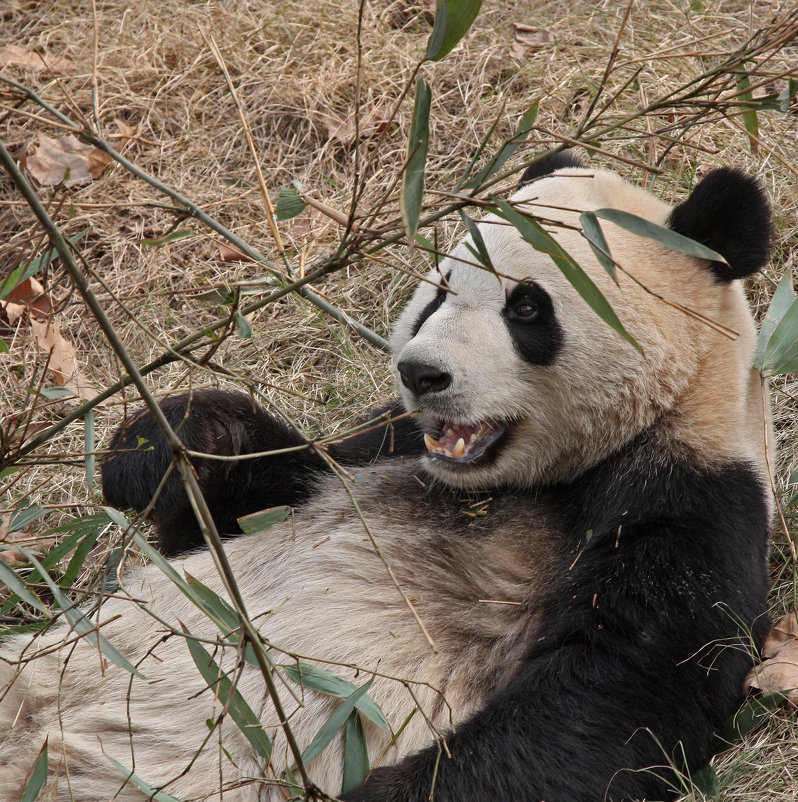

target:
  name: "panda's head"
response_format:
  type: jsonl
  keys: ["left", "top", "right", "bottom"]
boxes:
{"left": 391, "top": 154, "right": 773, "bottom": 489}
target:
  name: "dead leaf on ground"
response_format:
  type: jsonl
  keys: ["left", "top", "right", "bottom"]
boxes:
{"left": 746, "top": 612, "right": 798, "bottom": 704}
{"left": 317, "top": 101, "right": 392, "bottom": 146}
{"left": 511, "top": 24, "right": 551, "bottom": 59}
{"left": 0, "top": 276, "right": 99, "bottom": 401}
{"left": 217, "top": 242, "right": 254, "bottom": 263}
{"left": 0, "top": 44, "right": 76, "bottom": 75}
{"left": 113, "top": 118, "right": 137, "bottom": 143}
{"left": 0, "top": 276, "right": 52, "bottom": 321}
{"left": 27, "top": 133, "right": 112, "bottom": 188}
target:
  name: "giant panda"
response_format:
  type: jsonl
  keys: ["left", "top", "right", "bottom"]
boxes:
{"left": 0, "top": 153, "right": 775, "bottom": 802}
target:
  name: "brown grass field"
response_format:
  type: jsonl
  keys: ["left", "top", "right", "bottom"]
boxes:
{"left": 1, "top": 0, "right": 798, "bottom": 799}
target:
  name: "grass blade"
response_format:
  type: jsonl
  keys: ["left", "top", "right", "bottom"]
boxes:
{"left": 593, "top": 208, "right": 727, "bottom": 264}
{"left": 183, "top": 625, "right": 272, "bottom": 760}
{"left": 400, "top": 76, "right": 431, "bottom": 240}
{"left": 491, "top": 199, "right": 640, "bottom": 351}
{"left": 425, "top": 0, "right": 482, "bottom": 62}
{"left": 84, "top": 408, "right": 95, "bottom": 491}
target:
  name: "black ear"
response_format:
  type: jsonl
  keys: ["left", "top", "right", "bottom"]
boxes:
{"left": 667, "top": 167, "right": 773, "bottom": 281}
{"left": 519, "top": 151, "right": 584, "bottom": 187}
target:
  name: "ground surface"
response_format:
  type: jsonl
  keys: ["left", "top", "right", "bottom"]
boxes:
{"left": 1, "top": 0, "right": 798, "bottom": 800}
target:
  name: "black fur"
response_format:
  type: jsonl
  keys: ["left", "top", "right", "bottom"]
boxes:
{"left": 411, "top": 271, "right": 450, "bottom": 337}
{"left": 101, "top": 390, "right": 424, "bottom": 555}
{"left": 667, "top": 167, "right": 773, "bottom": 281}
{"left": 503, "top": 281, "right": 562, "bottom": 365}
{"left": 342, "top": 433, "right": 770, "bottom": 802}
{"left": 518, "top": 150, "right": 584, "bottom": 187}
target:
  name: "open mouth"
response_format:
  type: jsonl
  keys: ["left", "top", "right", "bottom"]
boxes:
{"left": 423, "top": 420, "right": 507, "bottom": 464}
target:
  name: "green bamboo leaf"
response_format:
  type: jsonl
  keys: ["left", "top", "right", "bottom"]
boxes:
{"left": 0, "top": 337, "right": 8, "bottom": 353}
{"left": 425, "top": 0, "right": 482, "bottom": 61}
{"left": 300, "top": 679, "right": 373, "bottom": 766}
{"left": 0, "top": 227, "right": 90, "bottom": 300}
{"left": 735, "top": 66, "right": 759, "bottom": 155}
{"left": 183, "top": 625, "right": 272, "bottom": 760}
{"left": 60, "top": 521, "right": 104, "bottom": 588}
{"left": 237, "top": 505, "right": 291, "bottom": 534}
{"left": 465, "top": 102, "right": 539, "bottom": 190}
{"left": 276, "top": 186, "right": 306, "bottom": 220}
{"left": 19, "top": 739, "right": 48, "bottom": 802}
{"left": 458, "top": 211, "right": 495, "bottom": 273}
{"left": 491, "top": 199, "right": 640, "bottom": 351}
{"left": 104, "top": 753, "right": 183, "bottom": 802}
{"left": 579, "top": 211, "right": 616, "bottom": 280}
{"left": 342, "top": 711, "right": 369, "bottom": 793}
{"left": 401, "top": 77, "right": 431, "bottom": 240}
{"left": 282, "top": 662, "right": 389, "bottom": 732}
{"left": 592, "top": 208, "right": 728, "bottom": 264}
{"left": 36, "top": 387, "right": 74, "bottom": 400}
{"left": 712, "top": 692, "right": 786, "bottom": 753}
{"left": 139, "top": 229, "right": 192, "bottom": 247}
{"left": 761, "top": 292, "right": 798, "bottom": 375}
{"left": 9, "top": 503, "right": 48, "bottom": 532}
{"left": 0, "top": 554, "right": 48, "bottom": 613}
{"left": 754, "top": 274, "right": 795, "bottom": 370}
{"left": 184, "top": 573, "right": 241, "bottom": 635}
{"left": 234, "top": 310, "right": 252, "bottom": 339}
{"left": 16, "top": 545, "right": 143, "bottom": 678}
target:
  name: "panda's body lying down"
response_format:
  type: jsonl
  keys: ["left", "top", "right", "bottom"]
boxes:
{"left": 0, "top": 155, "right": 774, "bottom": 801}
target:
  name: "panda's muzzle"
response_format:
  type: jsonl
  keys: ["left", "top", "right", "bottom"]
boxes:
{"left": 397, "top": 360, "right": 452, "bottom": 396}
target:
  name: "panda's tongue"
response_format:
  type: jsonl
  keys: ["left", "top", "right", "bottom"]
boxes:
{"left": 423, "top": 421, "right": 502, "bottom": 463}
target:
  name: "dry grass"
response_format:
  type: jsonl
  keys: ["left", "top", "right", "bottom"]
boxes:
{"left": 1, "top": 0, "right": 798, "bottom": 799}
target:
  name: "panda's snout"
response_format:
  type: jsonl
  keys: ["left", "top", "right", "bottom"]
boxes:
{"left": 397, "top": 360, "right": 452, "bottom": 396}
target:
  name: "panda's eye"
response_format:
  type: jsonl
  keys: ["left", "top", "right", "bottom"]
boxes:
{"left": 511, "top": 297, "right": 539, "bottom": 321}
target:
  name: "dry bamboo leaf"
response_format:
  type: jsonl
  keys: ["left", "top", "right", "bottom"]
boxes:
{"left": 29, "top": 316, "right": 99, "bottom": 401}
{"left": 0, "top": 276, "right": 52, "bottom": 321}
{"left": 317, "top": 102, "right": 391, "bottom": 146}
{"left": 746, "top": 612, "right": 798, "bottom": 704}
{"left": 114, "top": 118, "right": 137, "bottom": 143}
{"left": 27, "top": 133, "right": 111, "bottom": 188}
{"left": 511, "top": 23, "right": 551, "bottom": 58}
{"left": 0, "top": 44, "right": 76, "bottom": 74}
{"left": 217, "top": 242, "right": 253, "bottom": 262}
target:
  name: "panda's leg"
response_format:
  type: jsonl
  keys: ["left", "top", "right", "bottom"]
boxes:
{"left": 102, "top": 390, "right": 422, "bottom": 556}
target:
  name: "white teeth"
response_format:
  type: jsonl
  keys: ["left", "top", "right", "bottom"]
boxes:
{"left": 423, "top": 433, "right": 440, "bottom": 452}
{"left": 453, "top": 437, "right": 466, "bottom": 458}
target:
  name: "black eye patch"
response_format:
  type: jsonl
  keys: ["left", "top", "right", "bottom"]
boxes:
{"left": 503, "top": 282, "right": 562, "bottom": 365}
{"left": 411, "top": 271, "right": 452, "bottom": 337}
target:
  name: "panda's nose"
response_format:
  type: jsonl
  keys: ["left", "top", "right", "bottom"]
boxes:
{"left": 397, "top": 360, "right": 452, "bottom": 396}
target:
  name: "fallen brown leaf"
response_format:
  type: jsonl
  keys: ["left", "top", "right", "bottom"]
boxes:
{"left": 0, "top": 44, "right": 76, "bottom": 75}
{"left": 114, "top": 118, "right": 137, "bottom": 143}
{"left": 317, "top": 101, "right": 391, "bottom": 146}
{"left": 746, "top": 612, "right": 798, "bottom": 704}
{"left": 217, "top": 242, "right": 253, "bottom": 262}
{"left": 511, "top": 23, "right": 551, "bottom": 59}
{"left": 27, "top": 133, "right": 112, "bottom": 188}
{"left": 0, "top": 276, "right": 99, "bottom": 401}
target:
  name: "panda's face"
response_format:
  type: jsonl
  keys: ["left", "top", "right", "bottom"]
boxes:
{"left": 391, "top": 167, "right": 761, "bottom": 489}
